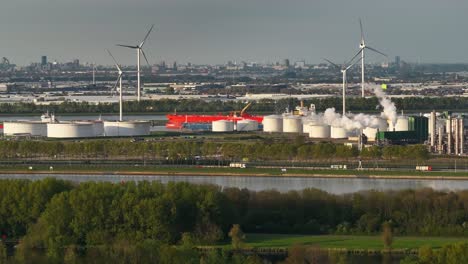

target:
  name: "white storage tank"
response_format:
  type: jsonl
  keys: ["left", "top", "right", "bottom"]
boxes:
{"left": 331, "top": 126, "right": 348, "bottom": 139}
{"left": 4, "top": 121, "right": 47, "bottom": 137}
{"left": 75, "top": 121, "right": 104, "bottom": 137}
{"left": 363, "top": 127, "right": 378, "bottom": 140}
{"left": 47, "top": 122, "right": 95, "bottom": 138}
{"left": 363, "top": 117, "right": 388, "bottom": 140}
{"left": 388, "top": 116, "right": 409, "bottom": 131}
{"left": 308, "top": 125, "right": 331, "bottom": 138}
{"left": 236, "top": 120, "right": 258, "bottom": 131}
{"left": 283, "top": 115, "right": 302, "bottom": 133}
{"left": 92, "top": 121, "right": 105, "bottom": 136}
{"left": 262, "top": 115, "right": 283, "bottom": 132}
{"left": 104, "top": 121, "right": 151, "bottom": 136}
{"left": 212, "top": 120, "right": 234, "bottom": 132}
{"left": 302, "top": 119, "right": 321, "bottom": 134}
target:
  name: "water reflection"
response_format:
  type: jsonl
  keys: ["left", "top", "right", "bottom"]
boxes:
{"left": 1, "top": 174, "right": 468, "bottom": 194}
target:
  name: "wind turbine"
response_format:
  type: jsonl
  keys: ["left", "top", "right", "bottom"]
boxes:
{"left": 324, "top": 58, "right": 360, "bottom": 116}
{"left": 117, "top": 24, "right": 154, "bottom": 102}
{"left": 92, "top": 63, "right": 96, "bottom": 86}
{"left": 350, "top": 19, "right": 387, "bottom": 98}
{"left": 107, "top": 49, "right": 124, "bottom": 122}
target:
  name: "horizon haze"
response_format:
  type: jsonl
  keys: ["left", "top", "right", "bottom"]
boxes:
{"left": 2, "top": 0, "right": 468, "bottom": 66}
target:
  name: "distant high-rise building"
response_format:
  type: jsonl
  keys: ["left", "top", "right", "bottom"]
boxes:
{"left": 173, "top": 61, "right": 177, "bottom": 71}
{"left": 283, "top": 59, "right": 290, "bottom": 67}
{"left": 395, "top": 56, "right": 400, "bottom": 69}
{"left": 41, "top": 56, "right": 47, "bottom": 66}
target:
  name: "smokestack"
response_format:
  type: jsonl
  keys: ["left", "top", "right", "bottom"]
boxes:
{"left": 430, "top": 110, "right": 436, "bottom": 148}
{"left": 438, "top": 126, "right": 443, "bottom": 154}
{"left": 358, "top": 131, "right": 363, "bottom": 151}
{"left": 460, "top": 118, "right": 464, "bottom": 155}
{"left": 455, "top": 118, "right": 459, "bottom": 155}
{"left": 447, "top": 117, "right": 452, "bottom": 154}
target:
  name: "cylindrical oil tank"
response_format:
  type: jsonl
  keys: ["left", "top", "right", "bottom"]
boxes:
{"left": 331, "top": 126, "right": 348, "bottom": 139}
{"left": 236, "top": 120, "right": 258, "bottom": 131}
{"left": 262, "top": 115, "right": 283, "bottom": 132}
{"left": 363, "top": 117, "right": 388, "bottom": 140}
{"left": 302, "top": 119, "right": 321, "bottom": 134}
{"left": 283, "top": 115, "right": 302, "bottom": 133}
{"left": 362, "top": 127, "right": 378, "bottom": 140}
{"left": 388, "top": 116, "right": 409, "bottom": 131}
{"left": 92, "top": 121, "right": 104, "bottom": 136}
{"left": 212, "top": 120, "right": 234, "bottom": 132}
{"left": 47, "top": 122, "right": 95, "bottom": 138}
{"left": 104, "top": 121, "right": 151, "bottom": 136}
{"left": 75, "top": 121, "right": 104, "bottom": 137}
{"left": 4, "top": 121, "right": 47, "bottom": 136}
{"left": 308, "top": 125, "right": 331, "bottom": 138}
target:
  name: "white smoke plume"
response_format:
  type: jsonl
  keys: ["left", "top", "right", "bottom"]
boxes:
{"left": 303, "top": 83, "right": 398, "bottom": 131}
{"left": 372, "top": 84, "right": 397, "bottom": 126}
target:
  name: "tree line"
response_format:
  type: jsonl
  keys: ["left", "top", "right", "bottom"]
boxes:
{"left": 0, "top": 139, "right": 429, "bottom": 161}
{"left": 0, "top": 96, "right": 467, "bottom": 114}
{"left": 1, "top": 179, "right": 468, "bottom": 262}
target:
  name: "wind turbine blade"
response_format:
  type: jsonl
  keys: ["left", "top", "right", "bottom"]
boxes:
{"left": 112, "top": 75, "right": 121, "bottom": 91}
{"left": 345, "top": 57, "right": 360, "bottom": 71}
{"left": 347, "top": 49, "right": 363, "bottom": 66}
{"left": 140, "top": 24, "right": 155, "bottom": 47}
{"left": 106, "top": 49, "right": 122, "bottom": 72}
{"left": 117, "top": 44, "right": 138, "bottom": 49}
{"left": 323, "top": 58, "right": 340, "bottom": 69}
{"left": 141, "top": 49, "right": 150, "bottom": 66}
{"left": 366, "top": 46, "right": 387, "bottom": 57}
{"left": 359, "top": 18, "right": 365, "bottom": 43}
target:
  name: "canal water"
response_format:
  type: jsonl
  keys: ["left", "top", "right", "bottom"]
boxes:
{"left": 1, "top": 173, "right": 468, "bottom": 194}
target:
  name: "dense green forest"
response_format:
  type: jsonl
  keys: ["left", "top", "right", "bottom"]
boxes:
{"left": 0, "top": 96, "right": 467, "bottom": 114}
{"left": 401, "top": 243, "right": 468, "bottom": 264}
{"left": 1, "top": 179, "right": 468, "bottom": 263}
{"left": 0, "top": 139, "right": 429, "bottom": 161}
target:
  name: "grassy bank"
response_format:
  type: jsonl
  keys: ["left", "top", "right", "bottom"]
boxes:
{"left": 0, "top": 164, "right": 467, "bottom": 178}
{"left": 229, "top": 234, "right": 467, "bottom": 250}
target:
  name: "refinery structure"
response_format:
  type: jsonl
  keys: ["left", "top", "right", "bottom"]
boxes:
{"left": 164, "top": 83, "right": 467, "bottom": 155}
{"left": 0, "top": 20, "right": 466, "bottom": 156}
{"left": 3, "top": 112, "right": 151, "bottom": 138}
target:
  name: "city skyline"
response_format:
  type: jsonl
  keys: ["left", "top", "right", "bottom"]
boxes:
{"left": 2, "top": 0, "right": 468, "bottom": 66}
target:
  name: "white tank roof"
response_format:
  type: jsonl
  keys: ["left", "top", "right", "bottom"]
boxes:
{"left": 263, "top": 115, "right": 283, "bottom": 132}
{"left": 104, "top": 121, "right": 151, "bottom": 136}
{"left": 212, "top": 120, "right": 234, "bottom": 132}
{"left": 4, "top": 121, "right": 48, "bottom": 137}
{"left": 308, "top": 124, "right": 331, "bottom": 138}
{"left": 283, "top": 115, "right": 302, "bottom": 133}
{"left": 330, "top": 126, "right": 348, "bottom": 139}
{"left": 47, "top": 122, "right": 95, "bottom": 138}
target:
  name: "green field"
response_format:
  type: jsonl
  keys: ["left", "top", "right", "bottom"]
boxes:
{"left": 237, "top": 234, "right": 467, "bottom": 250}
{"left": 1, "top": 164, "right": 467, "bottom": 178}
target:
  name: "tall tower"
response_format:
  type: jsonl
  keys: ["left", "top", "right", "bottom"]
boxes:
{"left": 41, "top": 56, "right": 47, "bottom": 66}
{"left": 395, "top": 56, "right": 400, "bottom": 70}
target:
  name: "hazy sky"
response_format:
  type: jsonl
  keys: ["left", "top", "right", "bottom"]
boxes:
{"left": 2, "top": 0, "right": 468, "bottom": 66}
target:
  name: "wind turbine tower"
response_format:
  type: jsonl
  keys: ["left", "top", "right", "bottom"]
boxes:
{"left": 324, "top": 58, "right": 359, "bottom": 116}
{"left": 92, "top": 63, "right": 96, "bottom": 85}
{"left": 117, "top": 25, "right": 154, "bottom": 102}
{"left": 107, "top": 50, "right": 124, "bottom": 121}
